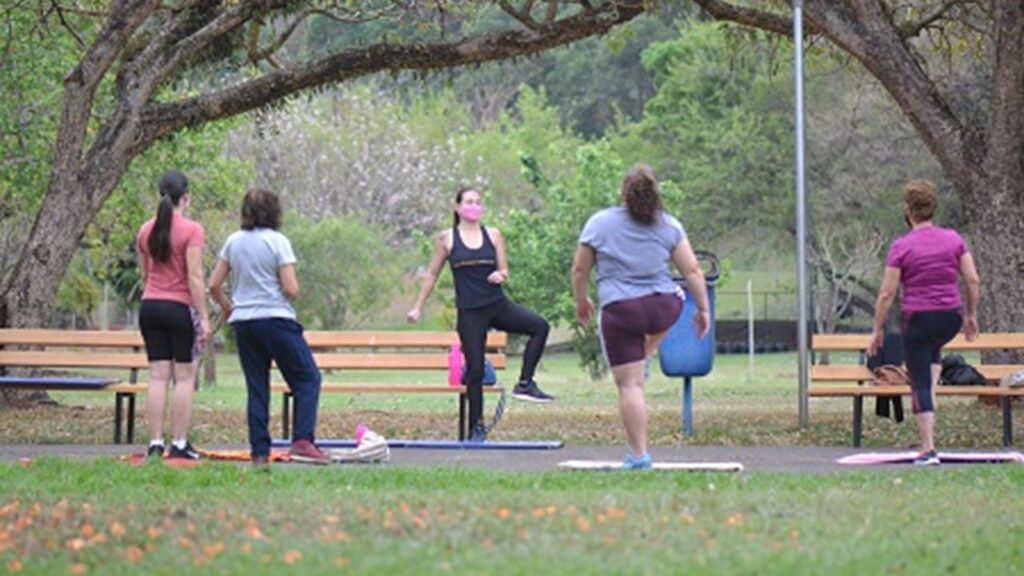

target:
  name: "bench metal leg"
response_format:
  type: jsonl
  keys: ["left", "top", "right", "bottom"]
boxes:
{"left": 852, "top": 396, "right": 864, "bottom": 448}
{"left": 1003, "top": 396, "right": 1013, "bottom": 447}
{"left": 127, "top": 394, "right": 136, "bottom": 444}
{"left": 114, "top": 393, "right": 124, "bottom": 444}
{"left": 282, "top": 393, "right": 292, "bottom": 439}
{"left": 681, "top": 377, "right": 694, "bottom": 436}
{"left": 458, "top": 395, "right": 466, "bottom": 441}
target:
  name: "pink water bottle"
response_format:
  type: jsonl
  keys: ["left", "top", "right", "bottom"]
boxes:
{"left": 447, "top": 343, "right": 463, "bottom": 387}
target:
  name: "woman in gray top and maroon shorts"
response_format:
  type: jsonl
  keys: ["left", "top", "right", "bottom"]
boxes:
{"left": 572, "top": 164, "right": 710, "bottom": 469}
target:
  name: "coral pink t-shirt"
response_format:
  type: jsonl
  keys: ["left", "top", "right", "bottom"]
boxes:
{"left": 885, "top": 225, "right": 967, "bottom": 313}
{"left": 136, "top": 213, "right": 205, "bottom": 306}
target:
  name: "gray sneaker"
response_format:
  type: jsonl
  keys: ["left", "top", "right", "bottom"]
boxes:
{"left": 512, "top": 380, "right": 555, "bottom": 403}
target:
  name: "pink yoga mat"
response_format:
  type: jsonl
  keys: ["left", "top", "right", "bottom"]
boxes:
{"left": 837, "top": 451, "right": 1024, "bottom": 465}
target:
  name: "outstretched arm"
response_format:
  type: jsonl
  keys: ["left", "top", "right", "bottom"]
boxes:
{"left": 407, "top": 232, "right": 450, "bottom": 323}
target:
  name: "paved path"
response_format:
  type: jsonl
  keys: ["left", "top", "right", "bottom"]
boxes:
{"left": 4, "top": 443, "right": 1016, "bottom": 474}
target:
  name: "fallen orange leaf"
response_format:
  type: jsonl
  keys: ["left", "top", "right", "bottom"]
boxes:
{"left": 7, "top": 559, "right": 22, "bottom": 573}
{"left": 125, "top": 546, "right": 145, "bottom": 563}
{"left": 283, "top": 550, "right": 302, "bottom": 565}
{"left": 204, "top": 542, "right": 225, "bottom": 557}
{"left": 68, "top": 564, "right": 87, "bottom": 575}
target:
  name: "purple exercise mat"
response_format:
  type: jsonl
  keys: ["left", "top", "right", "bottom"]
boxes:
{"left": 837, "top": 451, "right": 1024, "bottom": 465}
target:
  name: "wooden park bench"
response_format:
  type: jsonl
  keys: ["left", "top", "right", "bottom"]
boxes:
{"left": 272, "top": 330, "right": 507, "bottom": 441}
{"left": 810, "top": 332, "right": 1024, "bottom": 446}
{"left": 0, "top": 329, "right": 149, "bottom": 444}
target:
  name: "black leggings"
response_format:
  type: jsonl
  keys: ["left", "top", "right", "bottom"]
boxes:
{"left": 457, "top": 298, "right": 550, "bottom": 428}
{"left": 903, "top": 309, "right": 962, "bottom": 414}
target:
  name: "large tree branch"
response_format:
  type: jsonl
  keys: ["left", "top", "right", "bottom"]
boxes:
{"left": 691, "top": 0, "right": 796, "bottom": 37}
{"left": 139, "top": 0, "right": 645, "bottom": 141}
{"left": 897, "top": 0, "right": 967, "bottom": 39}
{"left": 51, "top": 0, "right": 160, "bottom": 179}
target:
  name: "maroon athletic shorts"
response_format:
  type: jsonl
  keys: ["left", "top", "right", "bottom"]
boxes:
{"left": 599, "top": 292, "right": 683, "bottom": 367}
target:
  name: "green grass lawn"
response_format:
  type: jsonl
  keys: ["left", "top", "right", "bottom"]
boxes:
{"left": 0, "top": 351, "right": 1013, "bottom": 449}
{"left": 1, "top": 459, "right": 1023, "bottom": 574}
{"left": 2, "top": 352, "right": 1023, "bottom": 574}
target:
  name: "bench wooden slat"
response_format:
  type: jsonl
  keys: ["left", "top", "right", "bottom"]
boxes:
{"left": 0, "top": 351, "right": 149, "bottom": 369}
{"left": 810, "top": 385, "right": 1024, "bottom": 397}
{"left": 311, "top": 352, "right": 506, "bottom": 370}
{"left": 811, "top": 364, "right": 1021, "bottom": 382}
{"left": 812, "top": 332, "right": 1024, "bottom": 352}
{"left": 0, "top": 329, "right": 144, "bottom": 348}
{"left": 303, "top": 330, "right": 506, "bottom": 349}
{"left": 271, "top": 383, "right": 503, "bottom": 394}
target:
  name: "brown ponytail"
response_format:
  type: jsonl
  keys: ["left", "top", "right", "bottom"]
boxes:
{"left": 148, "top": 170, "right": 189, "bottom": 262}
{"left": 621, "top": 164, "right": 663, "bottom": 225}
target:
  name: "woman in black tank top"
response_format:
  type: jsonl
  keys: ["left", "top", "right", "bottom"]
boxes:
{"left": 408, "top": 187, "right": 554, "bottom": 441}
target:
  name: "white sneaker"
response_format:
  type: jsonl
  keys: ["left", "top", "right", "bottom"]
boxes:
{"left": 1002, "top": 370, "right": 1024, "bottom": 388}
{"left": 330, "top": 429, "right": 390, "bottom": 463}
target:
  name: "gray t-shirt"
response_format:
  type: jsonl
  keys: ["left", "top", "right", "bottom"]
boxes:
{"left": 579, "top": 206, "right": 686, "bottom": 307}
{"left": 218, "top": 228, "right": 297, "bottom": 322}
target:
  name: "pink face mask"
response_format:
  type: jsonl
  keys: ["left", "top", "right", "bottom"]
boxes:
{"left": 457, "top": 204, "right": 485, "bottom": 222}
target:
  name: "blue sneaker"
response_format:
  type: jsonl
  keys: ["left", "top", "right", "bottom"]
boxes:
{"left": 623, "top": 452, "right": 652, "bottom": 470}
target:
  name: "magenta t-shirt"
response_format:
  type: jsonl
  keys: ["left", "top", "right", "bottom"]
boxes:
{"left": 137, "top": 213, "right": 205, "bottom": 306}
{"left": 885, "top": 226, "right": 967, "bottom": 313}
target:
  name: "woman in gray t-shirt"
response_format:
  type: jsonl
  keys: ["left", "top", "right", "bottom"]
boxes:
{"left": 208, "top": 188, "right": 330, "bottom": 466}
{"left": 571, "top": 164, "right": 710, "bottom": 469}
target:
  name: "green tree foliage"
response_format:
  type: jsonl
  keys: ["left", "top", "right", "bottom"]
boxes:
{"left": 502, "top": 140, "right": 682, "bottom": 377}
{"left": 613, "top": 22, "right": 794, "bottom": 245}
{"left": 287, "top": 216, "right": 408, "bottom": 329}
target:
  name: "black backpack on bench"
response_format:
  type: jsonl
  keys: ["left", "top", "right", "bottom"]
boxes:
{"left": 940, "top": 354, "right": 989, "bottom": 386}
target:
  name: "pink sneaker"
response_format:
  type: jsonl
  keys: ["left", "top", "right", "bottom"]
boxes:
{"left": 289, "top": 439, "right": 331, "bottom": 465}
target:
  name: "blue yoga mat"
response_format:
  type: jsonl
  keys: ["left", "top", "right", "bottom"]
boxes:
{"left": 0, "top": 376, "right": 118, "bottom": 390}
{"left": 271, "top": 438, "right": 564, "bottom": 450}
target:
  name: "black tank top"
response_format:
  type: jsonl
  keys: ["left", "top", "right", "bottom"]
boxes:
{"left": 448, "top": 226, "right": 505, "bottom": 309}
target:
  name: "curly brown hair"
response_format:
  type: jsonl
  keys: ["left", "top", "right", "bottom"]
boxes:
{"left": 903, "top": 179, "right": 937, "bottom": 223}
{"left": 621, "top": 164, "right": 664, "bottom": 225}
{"left": 241, "top": 188, "right": 282, "bottom": 230}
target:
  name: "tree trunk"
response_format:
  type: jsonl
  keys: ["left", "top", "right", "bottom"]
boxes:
{"left": 964, "top": 173, "right": 1024, "bottom": 364}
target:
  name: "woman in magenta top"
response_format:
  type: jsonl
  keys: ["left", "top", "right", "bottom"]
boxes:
{"left": 869, "top": 179, "right": 980, "bottom": 466}
{"left": 136, "top": 170, "right": 211, "bottom": 460}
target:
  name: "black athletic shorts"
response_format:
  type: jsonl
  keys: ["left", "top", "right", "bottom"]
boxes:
{"left": 139, "top": 299, "right": 195, "bottom": 363}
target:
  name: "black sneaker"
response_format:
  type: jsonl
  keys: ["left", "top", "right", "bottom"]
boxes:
{"left": 167, "top": 442, "right": 201, "bottom": 460}
{"left": 146, "top": 443, "right": 165, "bottom": 460}
{"left": 913, "top": 450, "right": 940, "bottom": 466}
{"left": 512, "top": 380, "right": 555, "bottom": 403}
